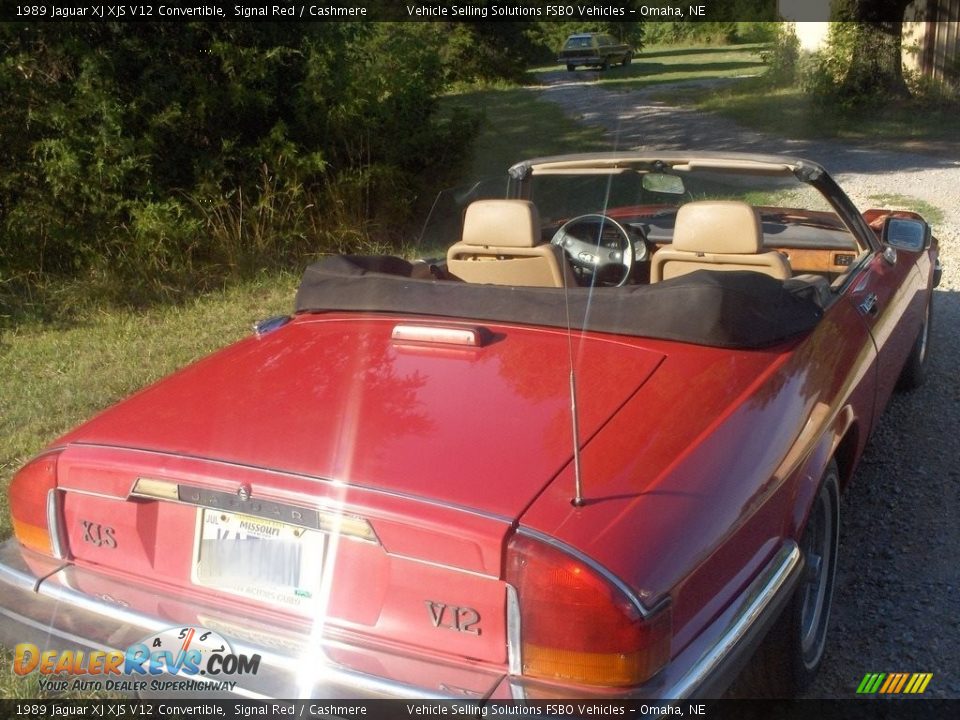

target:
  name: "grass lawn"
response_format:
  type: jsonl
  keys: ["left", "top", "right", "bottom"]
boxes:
{"left": 0, "top": 273, "right": 297, "bottom": 538}
{"left": 660, "top": 79, "right": 960, "bottom": 151}
{"left": 444, "top": 86, "right": 609, "bottom": 181}
{"left": 0, "top": 273, "right": 296, "bottom": 696}
{"left": 440, "top": 45, "right": 769, "bottom": 182}
{"left": 2, "top": 79, "right": 607, "bottom": 527}
{"left": 0, "top": 77, "right": 606, "bottom": 541}
{"left": 866, "top": 193, "right": 946, "bottom": 226}
{"left": 532, "top": 43, "right": 768, "bottom": 91}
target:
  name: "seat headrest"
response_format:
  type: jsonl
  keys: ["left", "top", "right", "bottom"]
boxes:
{"left": 673, "top": 201, "right": 763, "bottom": 254}
{"left": 462, "top": 200, "right": 540, "bottom": 249}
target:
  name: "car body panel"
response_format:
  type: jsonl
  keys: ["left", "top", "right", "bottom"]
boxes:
{"left": 55, "top": 317, "right": 665, "bottom": 520}
{"left": 1, "top": 151, "right": 939, "bottom": 699}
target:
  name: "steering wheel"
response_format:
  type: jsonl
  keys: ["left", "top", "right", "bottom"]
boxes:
{"left": 550, "top": 214, "right": 644, "bottom": 287}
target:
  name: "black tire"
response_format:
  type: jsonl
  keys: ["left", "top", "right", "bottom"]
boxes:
{"left": 600, "top": 58, "right": 610, "bottom": 71}
{"left": 622, "top": 53, "right": 632, "bottom": 67}
{"left": 566, "top": 64, "right": 576, "bottom": 72}
{"left": 736, "top": 461, "right": 840, "bottom": 697}
{"left": 896, "top": 293, "right": 932, "bottom": 391}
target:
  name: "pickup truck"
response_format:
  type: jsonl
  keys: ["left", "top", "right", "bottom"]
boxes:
{"left": 557, "top": 32, "right": 633, "bottom": 71}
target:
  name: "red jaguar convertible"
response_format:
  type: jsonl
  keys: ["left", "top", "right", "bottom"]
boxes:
{"left": 1, "top": 153, "right": 940, "bottom": 700}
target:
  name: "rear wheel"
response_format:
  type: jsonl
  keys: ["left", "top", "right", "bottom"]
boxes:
{"left": 566, "top": 63, "right": 576, "bottom": 72}
{"left": 736, "top": 460, "right": 840, "bottom": 697}
{"left": 623, "top": 53, "right": 632, "bottom": 66}
{"left": 897, "top": 294, "right": 932, "bottom": 391}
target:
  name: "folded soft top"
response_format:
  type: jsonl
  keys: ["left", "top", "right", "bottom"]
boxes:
{"left": 294, "top": 255, "right": 823, "bottom": 349}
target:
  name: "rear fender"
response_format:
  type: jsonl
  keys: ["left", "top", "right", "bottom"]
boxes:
{"left": 787, "top": 405, "right": 856, "bottom": 537}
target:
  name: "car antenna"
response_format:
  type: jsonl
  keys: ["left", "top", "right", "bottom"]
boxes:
{"left": 561, "top": 158, "right": 621, "bottom": 507}
{"left": 562, "top": 271, "right": 586, "bottom": 507}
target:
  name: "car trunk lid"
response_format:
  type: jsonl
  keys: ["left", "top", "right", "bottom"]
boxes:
{"left": 56, "top": 314, "right": 664, "bottom": 519}
{"left": 51, "top": 315, "right": 664, "bottom": 671}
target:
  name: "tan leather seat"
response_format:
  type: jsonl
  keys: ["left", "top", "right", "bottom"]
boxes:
{"left": 446, "top": 200, "right": 575, "bottom": 288}
{"left": 650, "top": 201, "right": 791, "bottom": 283}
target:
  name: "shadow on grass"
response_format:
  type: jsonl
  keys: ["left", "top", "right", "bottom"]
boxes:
{"left": 641, "top": 44, "right": 768, "bottom": 60}
{"left": 603, "top": 59, "right": 765, "bottom": 78}
{"left": 693, "top": 82, "right": 960, "bottom": 156}
{"left": 0, "top": 263, "right": 305, "bottom": 333}
{"left": 444, "top": 87, "right": 609, "bottom": 181}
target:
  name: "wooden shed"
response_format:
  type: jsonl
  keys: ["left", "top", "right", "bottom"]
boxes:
{"left": 904, "top": 1, "right": 960, "bottom": 86}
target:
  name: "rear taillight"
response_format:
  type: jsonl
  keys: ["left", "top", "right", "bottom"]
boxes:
{"left": 8, "top": 450, "right": 64, "bottom": 557}
{"left": 505, "top": 532, "right": 671, "bottom": 687}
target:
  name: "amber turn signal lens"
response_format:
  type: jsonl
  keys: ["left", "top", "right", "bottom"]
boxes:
{"left": 505, "top": 532, "right": 671, "bottom": 687}
{"left": 8, "top": 451, "right": 62, "bottom": 556}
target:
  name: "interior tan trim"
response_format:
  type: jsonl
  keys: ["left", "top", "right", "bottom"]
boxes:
{"left": 652, "top": 252, "right": 792, "bottom": 282}
{"left": 650, "top": 200, "right": 792, "bottom": 283}
{"left": 447, "top": 243, "right": 574, "bottom": 288}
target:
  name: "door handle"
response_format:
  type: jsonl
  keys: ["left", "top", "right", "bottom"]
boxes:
{"left": 859, "top": 293, "right": 879, "bottom": 316}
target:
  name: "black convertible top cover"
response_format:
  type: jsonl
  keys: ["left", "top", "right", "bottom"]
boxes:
{"left": 294, "top": 256, "right": 823, "bottom": 349}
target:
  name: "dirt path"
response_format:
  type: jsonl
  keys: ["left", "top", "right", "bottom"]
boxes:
{"left": 535, "top": 74, "right": 960, "bottom": 699}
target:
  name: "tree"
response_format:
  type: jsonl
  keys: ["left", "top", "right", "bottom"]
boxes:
{"left": 0, "top": 23, "right": 480, "bottom": 313}
{"left": 830, "top": 0, "right": 914, "bottom": 100}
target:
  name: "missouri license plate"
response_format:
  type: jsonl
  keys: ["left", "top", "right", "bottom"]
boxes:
{"left": 193, "top": 509, "right": 325, "bottom": 611}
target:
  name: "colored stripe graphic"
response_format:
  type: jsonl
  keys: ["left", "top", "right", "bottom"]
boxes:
{"left": 856, "top": 673, "right": 885, "bottom": 694}
{"left": 857, "top": 672, "right": 932, "bottom": 694}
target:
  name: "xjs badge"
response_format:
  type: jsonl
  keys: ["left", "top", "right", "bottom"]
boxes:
{"left": 81, "top": 520, "right": 117, "bottom": 549}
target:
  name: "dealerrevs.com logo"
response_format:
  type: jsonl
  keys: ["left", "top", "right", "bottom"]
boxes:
{"left": 14, "top": 626, "right": 260, "bottom": 693}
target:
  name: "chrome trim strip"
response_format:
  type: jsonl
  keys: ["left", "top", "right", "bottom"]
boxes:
{"left": 57, "top": 487, "right": 123, "bottom": 501}
{"left": 131, "top": 477, "right": 179, "bottom": 500}
{"left": 0, "top": 550, "right": 47, "bottom": 592}
{"left": 177, "top": 484, "right": 378, "bottom": 541}
{"left": 516, "top": 527, "right": 667, "bottom": 619}
{"left": 133, "top": 486, "right": 382, "bottom": 546}
{"left": 46, "top": 489, "right": 66, "bottom": 560}
{"left": 0, "top": 581, "right": 446, "bottom": 700}
{"left": 383, "top": 551, "right": 497, "bottom": 580}
{"left": 1, "top": 602, "right": 114, "bottom": 651}
{"left": 506, "top": 584, "right": 522, "bottom": 676}
{"left": 664, "top": 541, "right": 802, "bottom": 699}
{"left": 72, "top": 442, "right": 515, "bottom": 526}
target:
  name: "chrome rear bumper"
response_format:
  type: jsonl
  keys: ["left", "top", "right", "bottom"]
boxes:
{"left": 0, "top": 539, "right": 801, "bottom": 700}
{"left": 0, "top": 540, "right": 501, "bottom": 699}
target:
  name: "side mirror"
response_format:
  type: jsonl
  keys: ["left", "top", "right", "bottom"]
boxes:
{"left": 882, "top": 216, "right": 931, "bottom": 252}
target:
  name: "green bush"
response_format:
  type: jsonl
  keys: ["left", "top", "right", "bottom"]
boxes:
{"left": 759, "top": 25, "right": 801, "bottom": 86}
{"left": 802, "top": 23, "right": 914, "bottom": 110}
{"left": 734, "top": 22, "right": 777, "bottom": 44}
{"left": 644, "top": 20, "right": 775, "bottom": 46}
{"left": 0, "top": 23, "right": 480, "bottom": 322}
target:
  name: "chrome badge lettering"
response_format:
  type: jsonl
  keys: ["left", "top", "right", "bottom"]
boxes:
{"left": 81, "top": 520, "right": 117, "bottom": 549}
{"left": 425, "top": 601, "right": 481, "bottom": 635}
{"left": 178, "top": 485, "right": 318, "bottom": 528}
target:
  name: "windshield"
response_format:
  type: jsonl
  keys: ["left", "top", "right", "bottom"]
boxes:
{"left": 419, "top": 163, "right": 860, "bottom": 257}
{"left": 529, "top": 168, "right": 836, "bottom": 221}
{"left": 564, "top": 36, "right": 594, "bottom": 50}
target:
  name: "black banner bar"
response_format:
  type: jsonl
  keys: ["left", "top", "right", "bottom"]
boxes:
{"left": 1, "top": 1, "right": 889, "bottom": 24}
{"left": 2, "top": 699, "right": 958, "bottom": 720}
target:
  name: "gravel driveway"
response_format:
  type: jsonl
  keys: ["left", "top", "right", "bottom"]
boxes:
{"left": 535, "top": 72, "right": 960, "bottom": 698}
